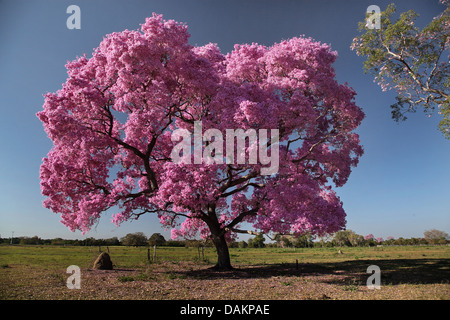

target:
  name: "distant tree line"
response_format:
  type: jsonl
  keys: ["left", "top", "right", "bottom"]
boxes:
{"left": 0, "top": 232, "right": 204, "bottom": 247}
{"left": 1, "top": 229, "right": 448, "bottom": 247}
{"left": 237, "top": 229, "right": 449, "bottom": 248}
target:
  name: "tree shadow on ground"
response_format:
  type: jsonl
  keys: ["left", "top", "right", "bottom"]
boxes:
{"left": 173, "top": 258, "right": 450, "bottom": 285}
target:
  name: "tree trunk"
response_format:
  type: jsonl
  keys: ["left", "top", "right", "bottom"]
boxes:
{"left": 204, "top": 204, "right": 233, "bottom": 270}
{"left": 211, "top": 233, "right": 233, "bottom": 270}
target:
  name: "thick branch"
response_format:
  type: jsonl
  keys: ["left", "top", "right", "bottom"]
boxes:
{"left": 220, "top": 182, "right": 264, "bottom": 198}
{"left": 227, "top": 228, "right": 279, "bottom": 241}
{"left": 225, "top": 208, "right": 259, "bottom": 233}
{"left": 219, "top": 170, "right": 259, "bottom": 193}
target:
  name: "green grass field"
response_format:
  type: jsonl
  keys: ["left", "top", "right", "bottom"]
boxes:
{"left": 1, "top": 245, "right": 449, "bottom": 300}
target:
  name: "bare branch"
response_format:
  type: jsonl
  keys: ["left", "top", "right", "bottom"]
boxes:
{"left": 222, "top": 207, "right": 259, "bottom": 236}
{"left": 220, "top": 181, "right": 264, "bottom": 198}
{"left": 227, "top": 228, "right": 279, "bottom": 241}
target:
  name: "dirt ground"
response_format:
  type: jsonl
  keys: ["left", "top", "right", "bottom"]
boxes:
{"left": 1, "top": 260, "right": 448, "bottom": 300}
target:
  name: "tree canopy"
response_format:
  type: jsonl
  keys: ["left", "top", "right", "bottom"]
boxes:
{"left": 37, "top": 13, "right": 364, "bottom": 269}
{"left": 351, "top": 1, "right": 449, "bottom": 138}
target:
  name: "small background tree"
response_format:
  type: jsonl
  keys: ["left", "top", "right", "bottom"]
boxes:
{"left": 424, "top": 229, "right": 449, "bottom": 244}
{"left": 148, "top": 233, "right": 166, "bottom": 247}
{"left": 248, "top": 234, "right": 266, "bottom": 248}
{"left": 120, "top": 232, "right": 148, "bottom": 246}
{"left": 351, "top": 1, "right": 449, "bottom": 138}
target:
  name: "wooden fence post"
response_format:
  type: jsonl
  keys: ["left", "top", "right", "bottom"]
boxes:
{"left": 153, "top": 245, "right": 157, "bottom": 262}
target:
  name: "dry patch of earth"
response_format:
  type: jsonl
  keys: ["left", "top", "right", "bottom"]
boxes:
{"left": 1, "top": 261, "right": 448, "bottom": 300}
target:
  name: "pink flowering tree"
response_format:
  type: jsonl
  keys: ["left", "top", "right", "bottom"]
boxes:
{"left": 37, "top": 14, "right": 364, "bottom": 269}
{"left": 351, "top": 2, "right": 449, "bottom": 138}
{"left": 364, "top": 234, "right": 375, "bottom": 241}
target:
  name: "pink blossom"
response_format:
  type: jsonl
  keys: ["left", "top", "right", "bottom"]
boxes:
{"left": 364, "top": 234, "right": 375, "bottom": 240}
{"left": 37, "top": 14, "right": 364, "bottom": 267}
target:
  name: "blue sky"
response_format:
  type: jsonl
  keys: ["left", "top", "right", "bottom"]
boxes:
{"left": 0, "top": 0, "right": 448, "bottom": 242}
